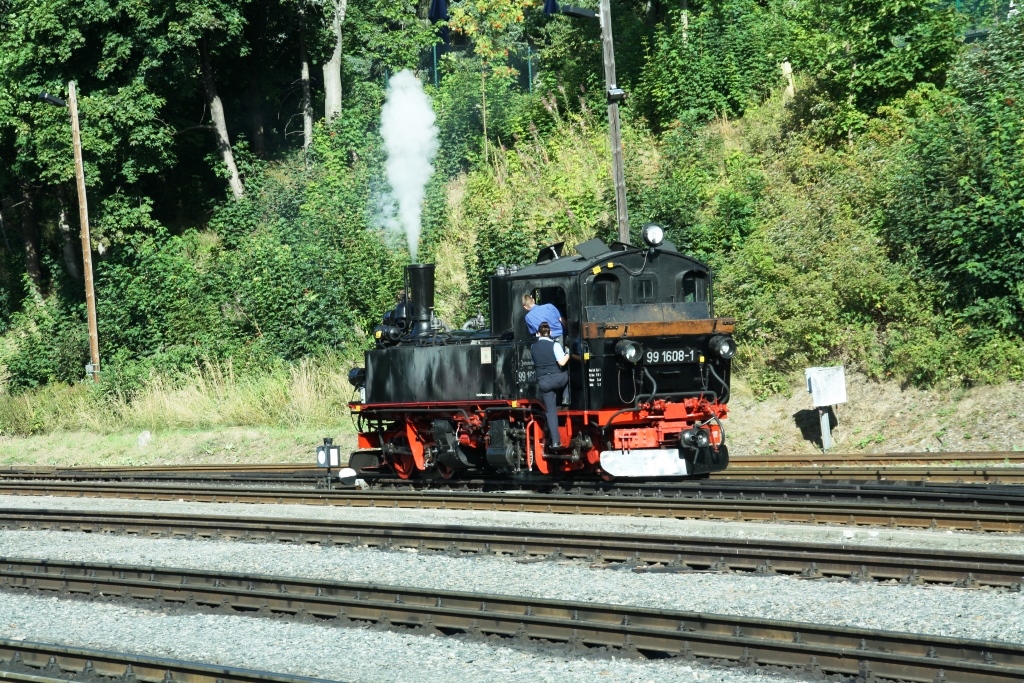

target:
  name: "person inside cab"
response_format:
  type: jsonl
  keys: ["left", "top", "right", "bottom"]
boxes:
{"left": 521, "top": 293, "right": 564, "bottom": 341}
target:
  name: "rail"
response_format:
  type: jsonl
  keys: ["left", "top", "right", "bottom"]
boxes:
{"left": 1, "top": 558, "right": 1022, "bottom": 682}
{"left": 0, "top": 636, "right": 338, "bottom": 683}
{"left": 0, "top": 482, "right": 1022, "bottom": 531}
{"left": 2, "top": 508, "right": 1023, "bottom": 588}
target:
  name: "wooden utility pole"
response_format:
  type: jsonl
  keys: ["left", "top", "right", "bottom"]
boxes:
{"left": 67, "top": 81, "right": 101, "bottom": 383}
{"left": 598, "top": 0, "right": 629, "bottom": 244}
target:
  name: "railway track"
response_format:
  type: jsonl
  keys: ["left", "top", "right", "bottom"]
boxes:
{"left": 3, "top": 507, "right": 1024, "bottom": 589}
{"left": 0, "top": 463, "right": 317, "bottom": 484}
{"left": 0, "top": 453, "right": 1022, "bottom": 485}
{"left": 730, "top": 451, "right": 1024, "bottom": 466}
{"left": 0, "top": 480, "right": 1022, "bottom": 531}
{"left": 0, "top": 636, "right": 336, "bottom": 683}
{"left": 715, "top": 465, "right": 1024, "bottom": 483}
{"left": 1, "top": 557, "right": 1021, "bottom": 683}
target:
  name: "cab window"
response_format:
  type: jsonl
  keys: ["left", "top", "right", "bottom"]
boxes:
{"left": 632, "top": 276, "right": 658, "bottom": 303}
{"left": 514, "top": 284, "right": 568, "bottom": 340}
{"left": 678, "top": 271, "right": 708, "bottom": 302}
{"left": 591, "top": 274, "right": 620, "bottom": 306}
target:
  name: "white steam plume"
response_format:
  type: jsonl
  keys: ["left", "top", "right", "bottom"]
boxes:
{"left": 379, "top": 70, "right": 439, "bottom": 262}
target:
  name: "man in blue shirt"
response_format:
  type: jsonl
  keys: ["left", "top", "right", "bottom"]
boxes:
{"left": 521, "top": 293, "right": 564, "bottom": 338}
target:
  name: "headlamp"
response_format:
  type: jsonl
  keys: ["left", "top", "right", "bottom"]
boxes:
{"left": 615, "top": 339, "right": 643, "bottom": 364}
{"left": 641, "top": 223, "right": 665, "bottom": 248}
{"left": 347, "top": 367, "right": 366, "bottom": 388}
{"left": 708, "top": 335, "right": 736, "bottom": 359}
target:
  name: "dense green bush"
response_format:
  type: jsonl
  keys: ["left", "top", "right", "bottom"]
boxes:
{"left": 0, "top": 256, "right": 22, "bottom": 334}
{"left": 639, "top": 0, "right": 792, "bottom": 128}
{"left": 790, "top": 0, "right": 962, "bottom": 139}
{"left": 879, "top": 17, "right": 1024, "bottom": 334}
{"left": 709, "top": 92, "right": 1024, "bottom": 394}
{"left": 2, "top": 293, "right": 88, "bottom": 390}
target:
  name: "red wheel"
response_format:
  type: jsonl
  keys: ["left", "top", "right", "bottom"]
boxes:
{"left": 386, "top": 436, "right": 418, "bottom": 479}
{"left": 435, "top": 462, "right": 455, "bottom": 480}
{"left": 390, "top": 451, "right": 416, "bottom": 479}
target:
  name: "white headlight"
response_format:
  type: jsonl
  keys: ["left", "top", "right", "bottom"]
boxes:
{"left": 641, "top": 223, "right": 665, "bottom": 248}
{"left": 709, "top": 335, "right": 736, "bottom": 359}
{"left": 615, "top": 339, "right": 644, "bottom": 364}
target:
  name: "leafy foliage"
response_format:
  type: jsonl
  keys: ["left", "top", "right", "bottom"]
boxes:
{"left": 2, "top": 290, "right": 88, "bottom": 390}
{"left": 879, "top": 17, "right": 1024, "bottom": 334}
{"left": 639, "top": 0, "right": 792, "bottom": 127}
{"left": 449, "top": 0, "right": 537, "bottom": 76}
{"left": 790, "top": 0, "right": 963, "bottom": 139}
{"left": 1, "top": 0, "right": 1023, "bottom": 405}
{"left": 439, "top": 101, "right": 621, "bottom": 320}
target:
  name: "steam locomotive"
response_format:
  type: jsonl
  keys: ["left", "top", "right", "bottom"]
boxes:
{"left": 336, "top": 224, "right": 734, "bottom": 481}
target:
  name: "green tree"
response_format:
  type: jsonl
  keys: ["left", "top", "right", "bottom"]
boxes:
{"left": 791, "top": 0, "right": 962, "bottom": 139}
{"left": 449, "top": 0, "right": 536, "bottom": 161}
{"left": 0, "top": 0, "right": 186, "bottom": 309}
{"left": 880, "top": 16, "right": 1024, "bottom": 333}
{"left": 638, "top": 0, "right": 792, "bottom": 128}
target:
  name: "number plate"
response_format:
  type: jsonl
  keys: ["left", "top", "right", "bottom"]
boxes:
{"left": 644, "top": 348, "right": 699, "bottom": 364}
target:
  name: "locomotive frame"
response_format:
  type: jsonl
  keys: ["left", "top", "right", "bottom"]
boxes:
{"left": 340, "top": 227, "right": 734, "bottom": 481}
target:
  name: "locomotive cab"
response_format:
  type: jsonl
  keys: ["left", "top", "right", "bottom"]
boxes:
{"left": 341, "top": 229, "right": 733, "bottom": 482}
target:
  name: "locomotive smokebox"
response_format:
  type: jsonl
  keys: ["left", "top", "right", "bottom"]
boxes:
{"left": 405, "top": 263, "right": 436, "bottom": 336}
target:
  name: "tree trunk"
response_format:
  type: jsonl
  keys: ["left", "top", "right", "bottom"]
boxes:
{"left": 200, "top": 37, "right": 245, "bottom": 200}
{"left": 58, "top": 185, "right": 82, "bottom": 280}
{"left": 300, "top": 19, "right": 313, "bottom": 151}
{"left": 19, "top": 186, "right": 42, "bottom": 293}
{"left": 322, "top": 0, "right": 347, "bottom": 121}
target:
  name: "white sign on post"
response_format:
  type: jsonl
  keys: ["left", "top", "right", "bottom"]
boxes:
{"left": 805, "top": 366, "right": 847, "bottom": 408}
{"left": 805, "top": 366, "right": 847, "bottom": 452}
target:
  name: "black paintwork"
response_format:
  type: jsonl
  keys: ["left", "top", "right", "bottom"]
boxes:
{"left": 361, "top": 238, "right": 731, "bottom": 413}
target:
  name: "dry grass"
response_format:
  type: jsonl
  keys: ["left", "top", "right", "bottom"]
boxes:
{"left": 0, "top": 355, "right": 358, "bottom": 437}
{"left": 0, "top": 427, "right": 357, "bottom": 467}
{"left": 432, "top": 174, "right": 476, "bottom": 327}
{"left": 123, "top": 358, "right": 352, "bottom": 430}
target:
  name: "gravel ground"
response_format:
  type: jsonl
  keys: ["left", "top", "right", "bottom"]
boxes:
{"left": 0, "top": 528, "right": 1021, "bottom": 643}
{"left": 0, "top": 495, "right": 1022, "bottom": 683}
{"left": 0, "top": 593, "right": 810, "bottom": 683}
{"left": 0, "top": 493, "right": 1021, "bottom": 555}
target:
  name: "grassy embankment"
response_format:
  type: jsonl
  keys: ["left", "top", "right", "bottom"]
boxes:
{"left": 0, "top": 357, "right": 357, "bottom": 467}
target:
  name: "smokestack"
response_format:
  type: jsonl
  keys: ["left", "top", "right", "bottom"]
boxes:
{"left": 405, "top": 263, "right": 436, "bottom": 336}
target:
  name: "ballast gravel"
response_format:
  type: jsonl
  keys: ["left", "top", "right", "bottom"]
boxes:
{"left": 0, "top": 492, "right": 1020, "bottom": 554}
{"left": 0, "top": 528, "right": 1021, "bottom": 643}
{"left": 0, "top": 494, "right": 1021, "bottom": 683}
{"left": 0, "top": 592, "right": 807, "bottom": 683}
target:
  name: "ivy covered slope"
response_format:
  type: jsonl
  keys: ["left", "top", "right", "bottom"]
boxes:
{"left": 0, "top": 0, "right": 1022, "bottom": 435}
